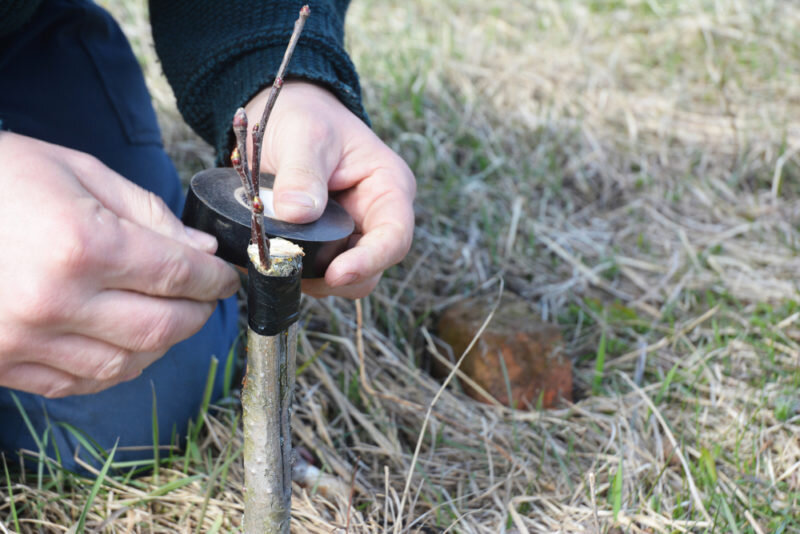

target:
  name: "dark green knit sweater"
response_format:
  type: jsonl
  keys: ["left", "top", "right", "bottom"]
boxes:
{"left": 1, "top": 0, "right": 368, "bottom": 161}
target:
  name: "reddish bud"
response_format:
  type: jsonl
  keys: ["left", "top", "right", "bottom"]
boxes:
{"left": 300, "top": 5, "right": 310, "bottom": 16}
{"left": 231, "top": 148, "right": 241, "bottom": 166}
{"left": 252, "top": 122, "right": 260, "bottom": 136}
{"left": 233, "top": 108, "right": 248, "bottom": 130}
{"left": 252, "top": 195, "right": 264, "bottom": 213}
{"left": 274, "top": 77, "right": 283, "bottom": 88}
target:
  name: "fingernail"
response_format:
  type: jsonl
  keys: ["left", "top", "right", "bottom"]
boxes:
{"left": 278, "top": 190, "right": 316, "bottom": 208}
{"left": 185, "top": 227, "right": 218, "bottom": 252}
{"left": 331, "top": 273, "right": 358, "bottom": 287}
{"left": 224, "top": 269, "right": 242, "bottom": 295}
{"left": 276, "top": 191, "right": 318, "bottom": 220}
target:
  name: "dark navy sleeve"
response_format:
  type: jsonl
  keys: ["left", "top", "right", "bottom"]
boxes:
{"left": 148, "top": 0, "right": 369, "bottom": 164}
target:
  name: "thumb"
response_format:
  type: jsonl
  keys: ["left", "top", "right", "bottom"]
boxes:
{"left": 270, "top": 142, "right": 332, "bottom": 224}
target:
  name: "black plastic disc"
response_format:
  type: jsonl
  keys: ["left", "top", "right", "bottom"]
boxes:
{"left": 182, "top": 168, "right": 354, "bottom": 278}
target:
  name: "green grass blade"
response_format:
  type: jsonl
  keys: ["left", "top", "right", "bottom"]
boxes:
{"left": 592, "top": 330, "right": 607, "bottom": 395}
{"left": 146, "top": 474, "right": 204, "bottom": 497}
{"left": 207, "top": 514, "right": 224, "bottom": 534}
{"left": 217, "top": 414, "right": 240, "bottom": 490}
{"left": 718, "top": 495, "right": 741, "bottom": 534}
{"left": 9, "top": 392, "right": 56, "bottom": 484}
{"left": 611, "top": 460, "right": 623, "bottom": 521}
{"left": 296, "top": 341, "right": 329, "bottom": 376}
{"left": 56, "top": 423, "right": 107, "bottom": 464}
{"left": 151, "top": 382, "right": 160, "bottom": 484}
{"left": 190, "top": 356, "right": 219, "bottom": 444}
{"left": 3, "top": 453, "right": 21, "bottom": 533}
{"left": 222, "top": 337, "right": 238, "bottom": 399}
{"left": 700, "top": 446, "right": 717, "bottom": 488}
{"left": 195, "top": 436, "right": 236, "bottom": 534}
{"left": 655, "top": 362, "right": 679, "bottom": 405}
{"left": 76, "top": 439, "right": 118, "bottom": 533}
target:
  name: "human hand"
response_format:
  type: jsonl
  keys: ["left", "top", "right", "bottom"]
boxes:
{"left": 244, "top": 81, "right": 416, "bottom": 298}
{"left": 0, "top": 133, "right": 240, "bottom": 398}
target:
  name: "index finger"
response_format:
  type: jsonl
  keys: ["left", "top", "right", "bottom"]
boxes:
{"left": 85, "top": 215, "right": 240, "bottom": 301}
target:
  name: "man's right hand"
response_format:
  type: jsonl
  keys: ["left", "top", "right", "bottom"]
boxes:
{"left": 0, "top": 132, "right": 240, "bottom": 398}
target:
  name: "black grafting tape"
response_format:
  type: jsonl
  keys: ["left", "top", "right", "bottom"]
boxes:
{"left": 182, "top": 168, "right": 354, "bottom": 278}
{"left": 247, "top": 262, "right": 301, "bottom": 336}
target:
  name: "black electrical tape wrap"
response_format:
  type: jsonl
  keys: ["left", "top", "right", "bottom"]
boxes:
{"left": 182, "top": 169, "right": 354, "bottom": 278}
{"left": 247, "top": 262, "right": 301, "bottom": 336}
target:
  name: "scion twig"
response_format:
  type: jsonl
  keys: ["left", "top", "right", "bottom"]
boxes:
{"left": 251, "top": 194, "right": 269, "bottom": 269}
{"left": 250, "top": 5, "right": 310, "bottom": 188}
{"left": 232, "top": 110, "right": 253, "bottom": 198}
{"left": 250, "top": 122, "right": 262, "bottom": 197}
{"left": 230, "top": 4, "right": 310, "bottom": 272}
{"left": 230, "top": 148, "right": 250, "bottom": 198}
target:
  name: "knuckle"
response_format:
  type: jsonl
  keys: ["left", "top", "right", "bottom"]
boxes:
{"left": 401, "top": 162, "right": 417, "bottom": 198}
{"left": 0, "top": 329, "right": 23, "bottom": 355}
{"left": 373, "top": 220, "right": 412, "bottom": 267}
{"left": 93, "top": 349, "right": 130, "bottom": 381}
{"left": 50, "top": 202, "right": 116, "bottom": 276}
{"left": 19, "top": 281, "right": 66, "bottom": 325}
{"left": 69, "top": 151, "right": 104, "bottom": 175}
{"left": 387, "top": 155, "right": 417, "bottom": 197}
{"left": 145, "top": 191, "right": 172, "bottom": 228}
{"left": 51, "top": 219, "right": 93, "bottom": 275}
{"left": 303, "top": 118, "right": 334, "bottom": 146}
{"left": 390, "top": 225, "right": 413, "bottom": 263}
{"left": 42, "top": 378, "right": 78, "bottom": 399}
{"left": 282, "top": 163, "right": 326, "bottom": 188}
{"left": 161, "top": 255, "right": 193, "bottom": 293}
{"left": 351, "top": 278, "right": 380, "bottom": 299}
{"left": 136, "top": 309, "right": 177, "bottom": 352}
{"left": 86, "top": 379, "right": 115, "bottom": 395}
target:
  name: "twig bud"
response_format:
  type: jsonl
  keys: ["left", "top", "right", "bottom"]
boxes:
{"left": 232, "top": 109, "right": 254, "bottom": 199}
{"left": 231, "top": 147, "right": 254, "bottom": 203}
{"left": 233, "top": 108, "right": 248, "bottom": 130}
{"left": 252, "top": 195, "right": 264, "bottom": 214}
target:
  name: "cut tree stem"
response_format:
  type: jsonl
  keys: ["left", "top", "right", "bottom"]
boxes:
{"left": 242, "top": 240, "right": 303, "bottom": 534}
{"left": 243, "top": 325, "right": 297, "bottom": 533}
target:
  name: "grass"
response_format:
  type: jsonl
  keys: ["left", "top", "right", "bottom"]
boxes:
{"left": 2, "top": 0, "right": 800, "bottom": 532}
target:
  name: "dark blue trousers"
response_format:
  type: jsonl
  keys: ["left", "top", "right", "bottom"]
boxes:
{"left": 0, "top": 0, "right": 239, "bottom": 472}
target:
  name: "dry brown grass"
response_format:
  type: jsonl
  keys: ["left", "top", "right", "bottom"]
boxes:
{"left": 2, "top": 0, "right": 800, "bottom": 532}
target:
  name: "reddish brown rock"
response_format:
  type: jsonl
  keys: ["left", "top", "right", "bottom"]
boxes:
{"left": 436, "top": 294, "right": 572, "bottom": 409}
